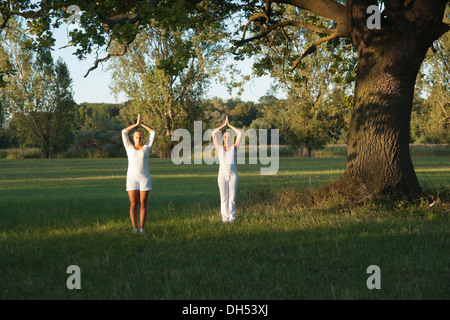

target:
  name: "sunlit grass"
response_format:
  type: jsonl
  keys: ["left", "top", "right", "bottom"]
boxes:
{"left": 0, "top": 157, "right": 448, "bottom": 299}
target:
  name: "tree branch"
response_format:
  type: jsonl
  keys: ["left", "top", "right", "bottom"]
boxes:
{"left": 232, "top": 19, "right": 336, "bottom": 53}
{"left": 265, "top": 0, "right": 350, "bottom": 29}
{"left": 241, "top": 10, "right": 270, "bottom": 41}
{"left": 291, "top": 32, "right": 341, "bottom": 70}
{"left": 0, "top": 7, "right": 44, "bottom": 35}
{"left": 98, "top": 12, "right": 141, "bottom": 32}
{"left": 84, "top": 36, "right": 136, "bottom": 78}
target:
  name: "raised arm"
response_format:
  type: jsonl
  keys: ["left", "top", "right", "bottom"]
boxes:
{"left": 140, "top": 123, "right": 154, "bottom": 133}
{"left": 125, "top": 113, "right": 141, "bottom": 132}
{"left": 140, "top": 122, "right": 156, "bottom": 148}
{"left": 227, "top": 117, "right": 242, "bottom": 148}
{"left": 122, "top": 114, "right": 141, "bottom": 148}
{"left": 212, "top": 118, "right": 228, "bottom": 151}
{"left": 212, "top": 118, "right": 227, "bottom": 136}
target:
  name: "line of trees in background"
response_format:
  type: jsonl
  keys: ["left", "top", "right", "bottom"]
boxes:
{"left": 1, "top": 11, "right": 448, "bottom": 159}
{"left": 1, "top": 90, "right": 448, "bottom": 159}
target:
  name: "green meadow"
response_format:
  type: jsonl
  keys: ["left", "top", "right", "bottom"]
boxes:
{"left": 0, "top": 157, "right": 449, "bottom": 299}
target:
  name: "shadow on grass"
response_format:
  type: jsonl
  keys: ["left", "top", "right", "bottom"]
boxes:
{"left": 1, "top": 206, "right": 448, "bottom": 300}
{"left": 1, "top": 158, "right": 448, "bottom": 299}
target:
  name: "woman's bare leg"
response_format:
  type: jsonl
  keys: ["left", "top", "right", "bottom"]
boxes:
{"left": 139, "top": 191, "right": 150, "bottom": 229}
{"left": 128, "top": 190, "right": 139, "bottom": 229}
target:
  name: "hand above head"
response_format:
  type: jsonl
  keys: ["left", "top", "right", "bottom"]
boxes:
{"left": 125, "top": 113, "right": 143, "bottom": 132}
{"left": 227, "top": 117, "right": 237, "bottom": 130}
{"left": 136, "top": 113, "right": 141, "bottom": 126}
{"left": 225, "top": 116, "right": 241, "bottom": 147}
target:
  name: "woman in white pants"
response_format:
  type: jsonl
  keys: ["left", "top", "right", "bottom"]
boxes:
{"left": 212, "top": 116, "right": 242, "bottom": 223}
{"left": 122, "top": 114, "right": 156, "bottom": 234}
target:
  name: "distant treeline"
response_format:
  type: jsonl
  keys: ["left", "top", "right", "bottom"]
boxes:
{"left": 0, "top": 97, "right": 448, "bottom": 159}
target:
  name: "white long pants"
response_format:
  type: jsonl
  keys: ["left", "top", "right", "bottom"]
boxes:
{"left": 218, "top": 172, "right": 238, "bottom": 222}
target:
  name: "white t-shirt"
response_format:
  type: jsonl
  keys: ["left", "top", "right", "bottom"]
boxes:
{"left": 122, "top": 129, "right": 156, "bottom": 177}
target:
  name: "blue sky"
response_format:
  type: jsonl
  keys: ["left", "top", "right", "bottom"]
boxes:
{"left": 51, "top": 23, "right": 279, "bottom": 105}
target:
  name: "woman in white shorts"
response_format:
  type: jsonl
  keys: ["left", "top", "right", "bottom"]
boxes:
{"left": 122, "top": 114, "right": 156, "bottom": 234}
{"left": 212, "top": 116, "right": 242, "bottom": 223}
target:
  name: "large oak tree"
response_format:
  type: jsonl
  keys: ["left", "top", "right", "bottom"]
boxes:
{"left": 234, "top": 0, "right": 449, "bottom": 201}
{"left": 1, "top": 0, "right": 448, "bottom": 200}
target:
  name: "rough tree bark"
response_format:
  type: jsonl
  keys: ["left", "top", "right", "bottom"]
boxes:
{"left": 322, "top": 0, "right": 449, "bottom": 201}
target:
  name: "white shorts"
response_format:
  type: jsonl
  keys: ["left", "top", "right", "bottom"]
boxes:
{"left": 126, "top": 174, "right": 152, "bottom": 191}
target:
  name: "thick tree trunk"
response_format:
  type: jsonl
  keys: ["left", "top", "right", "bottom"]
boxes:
{"left": 328, "top": 50, "right": 423, "bottom": 200}
{"left": 322, "top": 0, "right": 449, "bottom": 201}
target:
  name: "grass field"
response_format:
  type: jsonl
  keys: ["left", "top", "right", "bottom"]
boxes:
{"left": 0, "top": 157, "right": 449, "bottom": 300}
